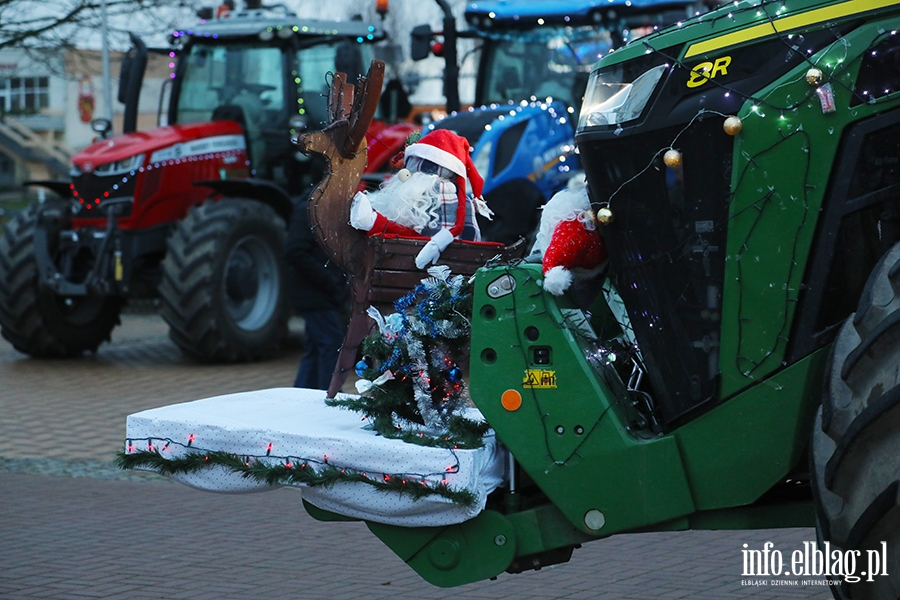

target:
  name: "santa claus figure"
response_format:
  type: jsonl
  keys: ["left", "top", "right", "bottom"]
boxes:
{"left": 530, "top": 182, "right": 608, "bottom": 296}
{"left": 350, "top": 129, "right": 491, "bottom": 269}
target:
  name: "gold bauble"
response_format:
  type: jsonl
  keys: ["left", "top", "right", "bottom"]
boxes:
{"left": 663, "top": 149, "right": 682, "bottom": 168}
{"left": 597, "top": 207, "right": 614, "bottom": 225}
{"left": 806, "top": 67, "right": 824, "bottom": 85}
{"left": 723, "top": 115, "right": 742, "bottom": 136}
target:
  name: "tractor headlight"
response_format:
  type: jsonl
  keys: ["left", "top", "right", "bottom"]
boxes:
{"left": 93, "top": 154, "right": 145, "bottom": 177}
{"left": 577, "top": 63, "right": 668, "bottom": 130}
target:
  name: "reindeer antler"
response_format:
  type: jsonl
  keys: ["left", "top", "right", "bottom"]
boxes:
{"left": 297, "top": 59, "right": 385, "bottom": 279}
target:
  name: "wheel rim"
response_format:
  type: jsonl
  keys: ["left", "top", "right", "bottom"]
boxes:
{"left": 222, "top": 234, "right": 279, "bottom": 331}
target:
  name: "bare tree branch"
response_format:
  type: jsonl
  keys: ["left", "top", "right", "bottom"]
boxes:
{"left": 0, "top": 0, "right": 203, "bottom": 50}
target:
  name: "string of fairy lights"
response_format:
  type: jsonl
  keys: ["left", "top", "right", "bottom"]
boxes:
{"left": 587, "top": 0, "right": 900, "bottom": 382}
{"left": 117, "top": 434, "right": 477, "bottom": 506}
{"left": 729, "top": 128, "right": 812, "bottom": 378}
{"left": 71, "top": 150, "right": 248, "bottom": 213}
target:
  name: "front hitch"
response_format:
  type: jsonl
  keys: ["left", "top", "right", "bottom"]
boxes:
{"left": 33, "top": 199, "right": 132, "bottom": 296}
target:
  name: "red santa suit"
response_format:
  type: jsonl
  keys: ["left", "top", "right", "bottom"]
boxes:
{"left": 531, "top": 184, "right": 608, "bottom": 296}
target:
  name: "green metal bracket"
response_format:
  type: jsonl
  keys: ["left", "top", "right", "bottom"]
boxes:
{"left": 302, "top": 499, "right": 360, "bottom": 522}
{"left": 688, "top": 501, "right": 815, "bottom": 530}
{"left": 470, "top": 264, "right": 696, "bottom": 536}
{"left": 367, "top": 510, "right": 516, "bottom": 587}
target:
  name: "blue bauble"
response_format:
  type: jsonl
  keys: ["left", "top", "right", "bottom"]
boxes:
{"left": 355, "top": 355, "right": 373, "bottom": 377}
{"left": 448, "top": 366, "right": 462, "bottom": 383}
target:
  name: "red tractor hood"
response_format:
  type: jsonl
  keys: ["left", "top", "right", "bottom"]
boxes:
{"left": 72, "top": 121, "right": 245, "bottom": 172}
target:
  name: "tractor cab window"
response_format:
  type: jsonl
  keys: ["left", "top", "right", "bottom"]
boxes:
{"left": 852, "top": 34, "right": 900, "bottom": 106}
{"left": 176, "top": 43, "right": 285, "bottom": 126}
{"left": 478, "top": 26, "right": 613, "bottom": 108}
{"left": 175, "top": 42, "right": 287, "bottom": 180}
{"left": 173, "top": 37, "right": 374, "bottom": 189}
{"left": 295, "top": 40, "right": 372, "bottom": 130}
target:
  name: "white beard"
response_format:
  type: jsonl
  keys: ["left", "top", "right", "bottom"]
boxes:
{"left": 369, "top": 171, "right": 456, "bottom": 234}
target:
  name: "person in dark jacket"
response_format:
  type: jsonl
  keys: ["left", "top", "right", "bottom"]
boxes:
{"left": 284, "top": 196, "right": 350, "bottom": 389}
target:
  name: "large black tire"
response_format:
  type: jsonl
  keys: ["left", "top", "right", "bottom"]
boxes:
{"left": 812, "top": 242, "right": 900, "bottom": 600}
{"left": 0, "top": 203, "right": 122, "bottom": 357}
{"left": 159, "top": 198, "right": 289, "bottom": 362}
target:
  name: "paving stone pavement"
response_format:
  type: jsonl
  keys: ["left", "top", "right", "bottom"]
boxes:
{"left": 0, "top": 312, "right": 833, "bottom": 599}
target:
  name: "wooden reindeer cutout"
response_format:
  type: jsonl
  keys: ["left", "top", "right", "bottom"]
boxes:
{"left": 297, "top": 60, "right": 527, "bottom": 398}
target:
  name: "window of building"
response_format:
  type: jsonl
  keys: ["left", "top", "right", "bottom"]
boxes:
{"left": 0, "top": 76, "right": 49, "bottom": 113}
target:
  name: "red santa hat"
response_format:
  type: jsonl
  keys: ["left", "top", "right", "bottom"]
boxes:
{"left": 404, "top": 129, "right": 484, "bottom": 200}
{"left": 534, "top": 185, "right": 608, "bottom": 296}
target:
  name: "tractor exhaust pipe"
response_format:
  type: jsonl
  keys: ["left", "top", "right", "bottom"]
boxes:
{"left": 119, "top": 33, "right": 148, "bottom": 134}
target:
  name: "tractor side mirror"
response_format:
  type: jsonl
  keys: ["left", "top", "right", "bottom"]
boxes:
{"left": 410, "top": 24, "right": 433, "bottom": 61}
{"left": 91, "top": 118, "right": 112, "bottom": 138}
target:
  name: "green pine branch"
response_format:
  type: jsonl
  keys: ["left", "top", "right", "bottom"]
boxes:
{"left": 116, "top": 449, "right": 476, "bottom": 507}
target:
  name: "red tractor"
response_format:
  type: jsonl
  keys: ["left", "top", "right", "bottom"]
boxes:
{"left": 0, "top": 7, "right": 415, "bottom": 361}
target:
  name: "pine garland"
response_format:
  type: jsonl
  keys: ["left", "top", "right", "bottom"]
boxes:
{"left": 115, "top": 448, "right": 477, "bottom": 507}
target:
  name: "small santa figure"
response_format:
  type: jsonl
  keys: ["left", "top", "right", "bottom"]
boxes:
{"left": 530, "top": 182, "right": 608, "bottom": 296}
{"left": 350, "top": 129, "right": 491, "bottom": 269}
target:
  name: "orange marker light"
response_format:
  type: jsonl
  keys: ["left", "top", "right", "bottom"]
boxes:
{"left": 501, "top": 389, "right": 522, "bottom": 411}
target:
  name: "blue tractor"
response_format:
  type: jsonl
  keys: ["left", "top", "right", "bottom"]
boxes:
{"left": 412, "top": 0, "right": 703, "bottom": 244}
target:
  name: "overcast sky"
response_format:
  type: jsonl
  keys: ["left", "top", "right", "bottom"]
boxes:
{"left": 67, "top": 0, "right": 470, "bottom": 51}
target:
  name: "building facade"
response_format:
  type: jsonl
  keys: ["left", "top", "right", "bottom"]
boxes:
{"left": 0, "top": 45, "right": 166, "bottom": 187}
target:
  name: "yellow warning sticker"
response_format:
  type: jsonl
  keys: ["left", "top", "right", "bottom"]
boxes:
{"left": 523, "top": 369, "right": 557, "bottom": 389}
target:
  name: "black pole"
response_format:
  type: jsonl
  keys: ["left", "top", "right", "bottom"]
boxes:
{"left": 435, "top": 0, "right": 459, "bottom": 113}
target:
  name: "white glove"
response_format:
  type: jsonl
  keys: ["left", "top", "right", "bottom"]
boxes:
{"left": 474, "top": 196, "right": 494, "bottom": 220}
{"left": 415, "top": 228, "right": 454, "bottom": 269}
{"left": 350, "top": 191, "right": 377, "bottom": 231}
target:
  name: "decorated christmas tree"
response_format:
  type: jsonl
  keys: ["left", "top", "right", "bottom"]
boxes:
{"left": 328, "top": 265, "right": 490, "bottom": 449}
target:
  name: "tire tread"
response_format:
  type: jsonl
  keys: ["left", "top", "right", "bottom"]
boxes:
{"left": 159, "top": 198, "right": 288, "bottom": 362}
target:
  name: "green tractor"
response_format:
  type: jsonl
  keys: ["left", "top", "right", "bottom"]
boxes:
{"left": 117, "top": 0, "right": 900, "bottom": 595}
{"left": 354, "top": 0, "right": 900, "bottom": 595}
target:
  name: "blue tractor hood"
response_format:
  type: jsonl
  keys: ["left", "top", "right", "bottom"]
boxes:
{"left": 466, "top": 0, "right": 698, "bottom": 27}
